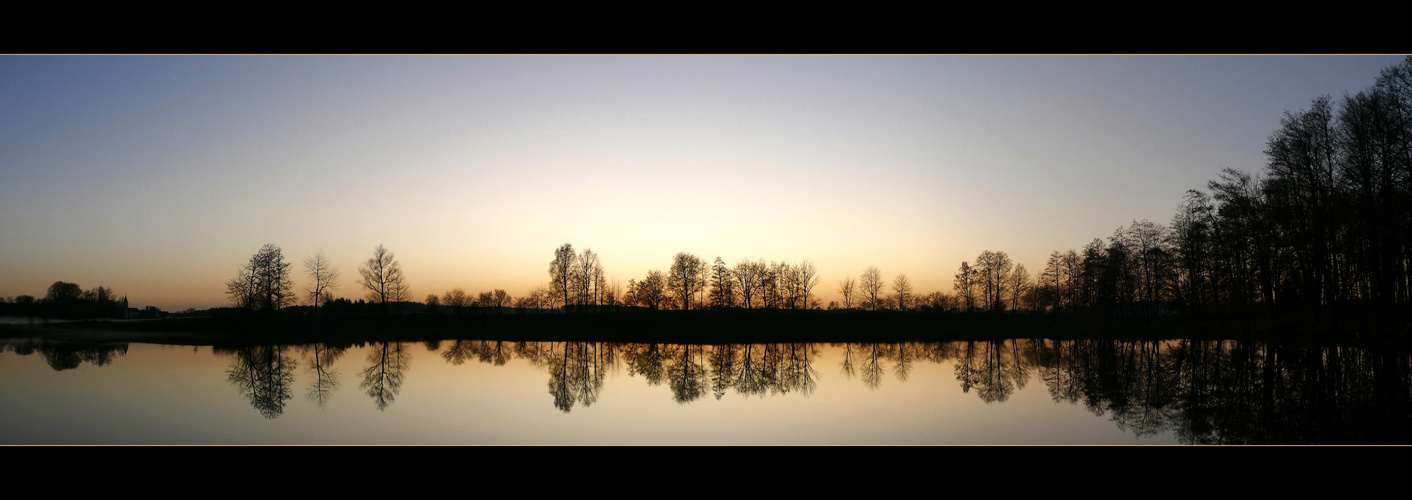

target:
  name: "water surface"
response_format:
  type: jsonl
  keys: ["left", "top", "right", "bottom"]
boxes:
{"left": 2, "top": 338, "right": 1406, "bottom": 444}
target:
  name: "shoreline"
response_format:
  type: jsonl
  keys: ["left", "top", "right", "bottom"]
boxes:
{"left": 4, "top": 309, "right": 1409, "bottom": 347}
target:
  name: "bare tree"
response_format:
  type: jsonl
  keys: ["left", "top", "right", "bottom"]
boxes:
{"left": 734, "top": 260, "right": 759, "bottom": 309}
{"left": 304, "top": 250, "right": 340, "bottom": 309}
{"left": 442, "top": 288, "right": 469, "bottom": 314}
{"left": 577, "top": 248, "right": 598, "bottom": 309}
{"left": 798, "top": 260, "right": 820, "bottom": 309}
{"left": 838, "top": 277, "right": 855, "bottom": 309}
{"left": 669, "top": 252, "right": 705, "bottom": 310}
{"left": 1009, "top": 263, "right": 1032, "bottom": 312}
{"left": 549, "top": 243, "right": 577, "bottom": 311}
{"left": 892, "top": 273, "right": 913, "bottom": 311}
{"left": 709, "top": 257, "right": 736, "bottom": 308}
{"left": 860, "top": 266, "right": 883, "bottom": 311}
{"left": 358, "top": 244, "right": 409, "bottom": 312}
{"left": 976, "top": 250, "right": 1013, "bottom": 312}
{"left": 636, "top": 270, "right": 667, "bottom": 310}
{"left": 492, "top": 289, "right": 511, "bottom": 312}
{"left": 228, "top": 244, "right": 295, "bottom": 314}
{"left": 955, "top": 261, "right": 979, "bottom": 312}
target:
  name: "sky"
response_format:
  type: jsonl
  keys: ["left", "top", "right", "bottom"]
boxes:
{"left": 2, "top": 54, "right": 1405, "bottom": 311}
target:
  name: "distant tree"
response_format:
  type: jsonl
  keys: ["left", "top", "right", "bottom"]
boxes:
{"left": 1009, "top": 263, "right": 1032, "bottom": 312}
{"left": 861, "top": 266, "right": 884, "bottom": 311}
{"left": 955, "top": 261, "right": 979, "bottom": 312}
{"left": 838, "top": 277, "right": 856, "bottom": 310}
{"left": 442, "top": 288, "right": 469, "bottom": 313}
{"left": 636, "top": 270, "right": 667, "bottom": 310}
{"left": 424, "top": 294, "right": 440, "bottom": 314}
{"left": 45, "top": 281, "right": 82, "bottom": 302}
{"left": 549, "top": 244, "right": 578, "bottom": 310}
{"left": 492, "top": 289, "right": 511, "bottom": 312}
{"left": 709, "top": 257, "right": 737, "bottom": 308}
{"left": 304, "top": 250, "right": 341, "bottom": 309}
{"left": 798, "top": 260, "right": 820, "bottom": 310}
{"left": 358, "top": 245, "right": 409, "bottom": 312}
{"left": 976, "top": 250, "right": 1013, "bottom": 312}
{"left": 892, "top": 273, "right": 913, "bottom": 311}
{"left": 577, "top": 248, "right": 599, "bottom": 308}
{"left": 732, "top": 260, "right": 756, "bottom": 309}
{"left": 227, "top": 244, "right": 295, "bottom": 314}
{"left": 668, "top": 252, "right": 705, "bottom": 310}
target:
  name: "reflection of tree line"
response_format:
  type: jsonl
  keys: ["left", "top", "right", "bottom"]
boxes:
{"left": 2, "top": 340, "right": 128, "bottom": 371}
{"left": 215, "top": 341, "right": 412, "bottom": 418}
{"left": 1030, "top": 338, "right": 1412, "bottom": 443}
{"left": 192, "top": 336, "right": 1411, "bottom": 443}
{"left": 469, "top": 339, "right": 1412, "bottom": 442}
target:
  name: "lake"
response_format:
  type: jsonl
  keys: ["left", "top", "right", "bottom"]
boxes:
{"left": 2, "top": 337, "right": 1407, "bottom": 444}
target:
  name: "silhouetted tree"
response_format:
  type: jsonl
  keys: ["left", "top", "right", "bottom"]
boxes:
{"left": 733, "top": 260, "right": 761, "bottom": 309}
{"left": 304, "top": 250, "right": 341, "bottom": 309}
{"left": 955, "top": 261, "right": 978, "bottom": 312}
{"left": 1010, "top": 263, "right": 1033, "bottom": 312}
{"left": 669, "top": 252, "right": 705, "bottom": 310}
{"left": 861, "top": 266, "right": 883, "bottom": 311}
{"left": 892, "top": 273, "right": 913, "bottom": 311}
{"left": 636, "top": 270, "right": 667, "bottom": 310}
{"left": 976, "top": 250, "right": 1013, "bottom": 312}
{"left": 709, "top": 257, "right": 737, "bottom": 308}
{"left": 549, "top": 244, "right": 577, "bottom": 311}
{"left": 358, "top": 245, "right": 409, "bottom": 313}
{"left": 838, "top": 277, "right": 856, "bottom": 310}
{"left": 227, "top": 244, "right": 295, "bottom": 314}
{"left": 442, "top": 288, "right": 469, "bottom": 314}
{"left": 798, "top": 260, "right": 820, "bottom": 309}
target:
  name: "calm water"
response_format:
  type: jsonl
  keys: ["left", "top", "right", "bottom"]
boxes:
{"left": 2, "top": 338, "right": 1408, "bottom": 444}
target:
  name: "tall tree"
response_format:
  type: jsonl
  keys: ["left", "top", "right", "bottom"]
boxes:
{"left": 304, "top": 250, "right": 341, "bottom": 309}
{"left": 228, "top": 244, "right": 295, "bottom": 314}
{"left": 668, "top": 252, "right": 705, "bottom": 310}
{"left": 358, "top": 244, "right": 409, "bottom": 312}
{"left": 838, "top": 277, "right": 856, "bottom": 310}
{"left": 892, "top": 273, "right": 913, "bottom": 311}
{"left": 636, "top": 270, "right": 667, "bottom": 310}
{"left": 798, "top": 260, "right": 820, "bottom": 310}
{"left": 709, "top": 257, "right": 737, "bottom": 309}
{"left": 733, "top": 260, "right": 760, "bottom": 309}
{"left": 975, "top": 250, "right": 1013, "bottom": 312}
{"left": 549, "top": 244, "right": 578, "bottom": 311}
{"left": 861, "top": 266, "right": 884, "bottom": 311}
{"left": 577, "top": 248, "right": 599, "bottom": 309}
{"left": 1009, "top": 263, "right": 1032, "bottom": 312}
{"left": 954, "top": 261, "right": 979, "bottom": 312}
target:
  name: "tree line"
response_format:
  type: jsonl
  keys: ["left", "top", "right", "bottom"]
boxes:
{"left": 208, "top": 57, "right": 1411, "bottom": 323}
{"left": 1023, "top": 57, "right": 1412, "bottom": 317}
{"left": 0, "top": 281, "right": 130, "bottom": 319}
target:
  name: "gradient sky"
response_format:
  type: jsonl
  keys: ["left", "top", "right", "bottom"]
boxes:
{"left": 2, "top": 55, "right": 1404, "bottom": 311}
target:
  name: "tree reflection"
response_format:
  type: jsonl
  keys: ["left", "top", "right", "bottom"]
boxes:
{"left": 780, "top": 343, "right": 819, "bottom": 396}
{"left": 624, "top": 343, "right": 667, "bottom": 386}
{"left": 361, "top": 342, "right": 411, "bottom": 411}
{"left": 546, "top": 342, "right": 608, "bottom": 412}
{"left": 226, "top": 345, "right": 297, "bottom": 419}
{"left": 414, "top": 335, "right": 1412, "bottom": 443}
{"left": 33, "top": 342, "right": 128, "bottom": 371}
{"left": 666, "top": 344, "right": 707, "bottom": 403}
{"left": 708, "top": 345, "right": 739, "bottom": 400}
{"left": 858, "top": 343, "right": 889, "bottom": 389}
{"left": 299, "top": 343, "right": 345, "bottom": 409}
